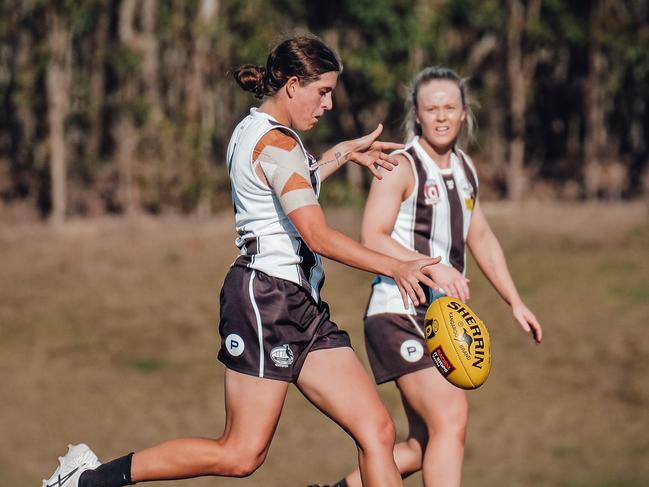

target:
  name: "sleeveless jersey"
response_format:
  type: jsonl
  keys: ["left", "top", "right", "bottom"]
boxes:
{"left": 366, "top": 137, "right": 479, "bottom": 316}
{"left": 226, "top": 107, "right": 324, "bottom": 302}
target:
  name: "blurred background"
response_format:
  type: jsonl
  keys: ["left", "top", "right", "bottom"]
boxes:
{"left": 1, "top": 0, "right": 649, "bottom": 220}
{"left": 1, "top": 1, "right": 649, "bottom": 486}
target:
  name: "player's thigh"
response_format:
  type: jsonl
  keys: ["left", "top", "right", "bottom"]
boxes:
{"left": 222, "top": 368, "right": 289, "bottom": 454}
{"left": 296, "top": 347, "right": 395, "bottom": 446}
{"left": 396, "top": 367, "right": 467, "bottom": 431}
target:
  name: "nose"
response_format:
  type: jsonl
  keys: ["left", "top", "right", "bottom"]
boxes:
{"left": 323, "top": 92, "right": 333, "bottom": 111}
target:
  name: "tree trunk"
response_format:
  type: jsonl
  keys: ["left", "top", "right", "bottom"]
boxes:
{"left": 115, "top": 0, "right": 140, "bottom": 215}
{"left": 141, "top": 0, "right": 161, "bottom": 123}
{"left": 332, "top": 80, "right": 364, "bottom": 190}
{"left": 186, "top": 0, "right": 219, "bottom": 124}
{"left": 46, "top": 10, "right": 71, "bottom": 225}
{"left": 113, "top": 115, "right": 138, "bottom": 214}
{"left": 583, "top": 0, "right": 607, "bottom": 199}
{"left": 188, "top": 0, "right": 220, "bottom": 215}
{"left": 87, "top": 1, "right": 110, "bottom": 159}
{"left": 506, "top": 0, "right": 541, "bottom": 201}
{"left": 14, "top": 30, "right": 36, "bottom": 171}
{"left": 484, "top": 70, "right": 507, "bottom": 196}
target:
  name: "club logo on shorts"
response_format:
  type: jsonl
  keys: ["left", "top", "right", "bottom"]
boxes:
{"left": 224, "top": 334, "right": 245, "bottom": 357}
{"left": 270, "top": 344, "right": 294, "bottom": 368}
{"left": 400, "top": 339, "right": 424, "bottom": 363}
{"left": 423, "top": 179, "right": 440, "bottom": 205}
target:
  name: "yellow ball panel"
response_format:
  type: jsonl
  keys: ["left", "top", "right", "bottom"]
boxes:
{"left": 424, "top": 297, "right": 491, "bottom": 390}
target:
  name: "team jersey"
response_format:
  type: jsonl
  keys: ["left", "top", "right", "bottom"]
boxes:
{"left": 226, "top": 107, "right": 325, "bottom": 302}
{"left": 366, "top": 137, "right": 479, "bottom": 316}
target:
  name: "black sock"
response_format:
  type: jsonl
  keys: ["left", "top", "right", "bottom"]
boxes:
{"left": 79, "top": 453, "right": 134, "bottom": 487}
{"left": 333, "top": 479, "right": 349, "bottom": 487}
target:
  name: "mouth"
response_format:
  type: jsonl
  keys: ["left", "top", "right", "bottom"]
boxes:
{"left": 435, "top": 126, "right": 450, "bottom": 134}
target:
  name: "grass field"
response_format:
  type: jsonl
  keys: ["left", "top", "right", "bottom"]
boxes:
{"left": 2, "top": 202, "right": 649, "bottom": 487}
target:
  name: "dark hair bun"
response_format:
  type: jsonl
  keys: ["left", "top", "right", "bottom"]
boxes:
{"left": 232, "top": 64, "right": 267, "bottom": 99}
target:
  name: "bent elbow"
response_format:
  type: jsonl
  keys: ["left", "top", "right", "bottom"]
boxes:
{"left": 361, "top": 231, "right": 383, "bottom": 253}
{"left": 300, "top": 227, "right": 328, "bottom": 256}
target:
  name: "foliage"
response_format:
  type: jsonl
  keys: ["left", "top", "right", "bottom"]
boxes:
{"left": 0, "top": 0, "right": 648, "bottom": 218}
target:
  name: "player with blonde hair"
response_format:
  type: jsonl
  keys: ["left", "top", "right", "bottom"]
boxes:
{"left": 313, "top": 66, "right": 542, "bottom": 487}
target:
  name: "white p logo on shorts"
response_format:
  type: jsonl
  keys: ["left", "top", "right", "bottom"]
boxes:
{"left": 400, "top": 339, "right": 424, "bottom": 363}
{"left": 225, "top": 334, "right": 245, "bottom": 357}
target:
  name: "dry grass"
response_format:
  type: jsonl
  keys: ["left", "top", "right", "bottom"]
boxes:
{"left": 1, "top": 202, "right": 648, "bottom": 486}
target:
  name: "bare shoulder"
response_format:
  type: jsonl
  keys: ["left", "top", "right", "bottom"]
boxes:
{"left": 384, "top": 152, "right": 415, "bottom": 185}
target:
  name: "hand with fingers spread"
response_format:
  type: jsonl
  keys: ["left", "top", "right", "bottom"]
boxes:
{"left": 342, "top": 124, "right": 404, "bottom": 179}
{"left": 512, "top": 301, "right": 543, "bottom": 344}
{"left": 428, "top": 263, "right": 470, "bottom": 302}
{"left": 390, "top": 256, "right": 441, "bottom": 309}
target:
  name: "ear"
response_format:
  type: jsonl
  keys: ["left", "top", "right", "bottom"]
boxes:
{"left": 460, "top": 109, "right": 466, "bottom": 122}
{"left": 285, "top": 76, "right": 300, "bottom": 99}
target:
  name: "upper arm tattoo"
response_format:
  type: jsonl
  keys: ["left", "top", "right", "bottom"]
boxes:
{"left": 253, "top": 130, "right": 319, "bottom": 214}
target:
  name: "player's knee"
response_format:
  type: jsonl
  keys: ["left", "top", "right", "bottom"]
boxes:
{"left": 357, "top": 412, "right": 396, "bottom": 452}
{"left": 227, "top": 453, "right": 265, "bottom": 478}
{"left": 438, "top": 397, "right": 468, "bottom": 445}
{"left": 211, "top": 441, "right": 268, "bottom": 477}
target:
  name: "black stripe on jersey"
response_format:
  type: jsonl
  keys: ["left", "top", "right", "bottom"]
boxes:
{"left": 244, "top": 237, "right": 259, "bottom": 255}
{"left": 233, "top": 237, "right": 259, "bottom": 268}
{"left": 409, "top": 147, "right": 433, "bottom": 256}
{"left": 457, "top": 151, "right": 478, "bottom": 199}
{"left": 307, "top": 153, "right": 319, "bottom": 191}
{"left": 442, "top": 174, "right": 465, "bottom": 273}
{"left": 296, "top": 237, "right": 324, "bottom": 301}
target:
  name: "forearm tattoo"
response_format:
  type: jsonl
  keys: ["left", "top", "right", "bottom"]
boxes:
{"left": 311, "top": 150, "right": 347, "bottom": 170}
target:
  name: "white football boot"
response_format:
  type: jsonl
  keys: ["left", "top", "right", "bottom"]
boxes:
{"left": 42, "top": 443, "right": 101, "bottom": 487}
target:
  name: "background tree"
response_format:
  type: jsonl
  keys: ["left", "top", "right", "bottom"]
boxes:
{"left": 0, "top": 0, "right": 648, "bottom": 221}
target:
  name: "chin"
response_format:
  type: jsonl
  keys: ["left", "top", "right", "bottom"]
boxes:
{"left": 301, "top": 121, "right": 317, "bottom": 131}
{"left": 427, "top": 138, "right": 454, "bottom": 152}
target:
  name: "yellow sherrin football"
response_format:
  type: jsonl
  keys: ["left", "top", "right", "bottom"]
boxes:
{"left": 424, "top": 297, "right": 491, "bottom": 389}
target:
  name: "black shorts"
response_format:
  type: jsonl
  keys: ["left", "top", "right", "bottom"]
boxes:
{"left": 364, "top": 306, "right": 435, "bottom": 384}
{"left": 217, "top": 265, "right": 351, "bottom": 382}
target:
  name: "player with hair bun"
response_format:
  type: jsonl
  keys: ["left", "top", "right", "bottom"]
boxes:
{"left": 42, "top": 35, "right": 441, "bottom": 487}
{"left": 312, "top": 66, "right": 543, "bottom": 487}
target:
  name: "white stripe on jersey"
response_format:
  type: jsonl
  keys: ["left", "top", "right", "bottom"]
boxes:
{"left": 366, "top": 137, "right": 479, "bottom": 316}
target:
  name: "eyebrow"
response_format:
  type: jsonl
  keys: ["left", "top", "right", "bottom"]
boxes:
{"left": 422, "top": 102, "right": 458, "bottom": 108}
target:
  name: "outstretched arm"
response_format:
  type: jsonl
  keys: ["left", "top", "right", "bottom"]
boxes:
{"left": 467, "top": 199, "right": 542, "bottom": 343}
{"left": 253, "top": 129, "right": 439, "bottom": 308}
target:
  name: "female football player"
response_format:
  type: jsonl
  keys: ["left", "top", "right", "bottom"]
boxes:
{"left": 315, "top": 67, "right": 543, "bottom": 487}
{"left": 42, "top": 35, "right": 441, "bottom": 487}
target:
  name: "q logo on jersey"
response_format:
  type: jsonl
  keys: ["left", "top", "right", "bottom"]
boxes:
{"left": 423, "top": 179, "right": 440, "bottom": 205}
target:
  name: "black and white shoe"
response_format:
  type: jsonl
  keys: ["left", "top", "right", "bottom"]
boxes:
{"left": 43, "top": 444, "right": 101, "bottom": 487}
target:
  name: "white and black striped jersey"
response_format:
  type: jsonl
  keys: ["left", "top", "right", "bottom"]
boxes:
{"left": 226, "top": 108, "right": 325, "bottom": 302}
{"left": 366, "top": 137, "right": 479, "bottom": 316}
